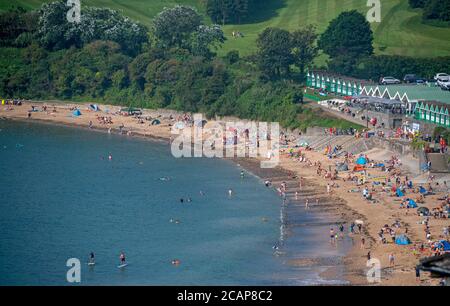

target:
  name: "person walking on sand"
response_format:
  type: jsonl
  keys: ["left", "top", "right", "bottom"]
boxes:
{"left": 295, "top": 192, "right": 298, "bottom": 200}
{"left": 389, "top": 253, "right": 395, "bottom": 267}
{"left": 327, "top": 183, "right": 331, "bottom": 195}
{"left": 330, "top": 228, "right": 335, "bottom": 244}
{"left": 360, "top": 237, "right": 366, "bottom": 249}
{"left": 305, "top": 199, "right": 309, "bottom": 210}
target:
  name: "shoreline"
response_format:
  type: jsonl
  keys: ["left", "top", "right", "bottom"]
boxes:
{"left": 2, "top": 111, "right": 352, "bottom": 285}
{"left": 2, "top": 102, "right": 447, "bottom": 286}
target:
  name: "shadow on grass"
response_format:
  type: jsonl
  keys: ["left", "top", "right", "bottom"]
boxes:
{"left": 241, "top": 0, "right": 287, "bottom": 25}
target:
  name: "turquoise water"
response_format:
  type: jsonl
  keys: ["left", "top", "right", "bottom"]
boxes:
{"left": 0, "top": 120, "right": 349, "bottom": 285}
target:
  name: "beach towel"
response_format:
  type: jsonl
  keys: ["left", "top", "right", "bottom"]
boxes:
{"left": 396, "top": 189, "right": 404, "bottom": 197}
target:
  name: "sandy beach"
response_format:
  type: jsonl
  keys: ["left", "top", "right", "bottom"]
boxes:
{"left": 1, "top": 100, "right": 449, "bottom": 286}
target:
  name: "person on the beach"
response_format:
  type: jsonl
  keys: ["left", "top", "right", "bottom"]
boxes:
{"left": 295, "top": 192, "right": 298, "bottom": 200}
{"left": 360, "top": 237, "right": 366, "bottom": 249}
{"left": 305, "top": 199, "right": 309, "bottom": 209}
{"left": 327, "top": 183, "right": 331, "bottom": 194}
{"left": 389, "top": 253, "right": 395, "bottom": 267}
{"left": 330, "top": 228, "right": 335, "bottom": 243}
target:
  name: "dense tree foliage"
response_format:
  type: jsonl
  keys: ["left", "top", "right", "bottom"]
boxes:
{"left": 291, "top": 25, "right": 319, "bottom": 83}
{"left": 318, "top": 10, "right": 373, "bottom": 74}
{"left": 409, "top": 0, "right": 450, "bottom": 23}
{"left": 206, "top": 0, "right": 252, "bottom": 24}
{"left": 256, "top": 28, "right": 293, "bottom": 79}
{"left": 37, "top": 1, "right": 148, "bottom": 56}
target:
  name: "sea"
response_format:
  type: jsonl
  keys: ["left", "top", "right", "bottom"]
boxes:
{"left": 0, "top": 120, "right": 351, "bottom": 285}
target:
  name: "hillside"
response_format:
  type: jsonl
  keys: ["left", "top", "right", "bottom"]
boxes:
{"left": 1, "top": 0, "right": 450, "bottom": 58}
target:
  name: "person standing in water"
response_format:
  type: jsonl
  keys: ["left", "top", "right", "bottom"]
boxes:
{"left": 240, "top": 170, "right": 245, "bottom": 179}
{"left": 119, "top": 252, "right": 126, "bottom": 265}
{"left": 228, "top": 189, "right": 233, "bottom": 197}
{"left": 89, "top": 252, "right": 95, "bottom": 264}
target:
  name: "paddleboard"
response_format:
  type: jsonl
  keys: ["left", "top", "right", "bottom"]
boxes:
{"left": 87, "top": 262, "right": 96, "bottom": 266}
{"left": 117, "top": 263, "right": 128, "bottom": 269}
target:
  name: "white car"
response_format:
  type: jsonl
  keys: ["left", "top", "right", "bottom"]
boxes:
{"left": 380, "top": 76, "right": 401, "bottom": 85}
{"left": 434, "top": 73, "right": 450, "bottom": 81}
{"left": 438, "top": 79, "right": 450, "bottom": 90}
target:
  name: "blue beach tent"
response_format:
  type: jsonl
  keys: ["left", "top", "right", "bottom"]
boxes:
{"left": 438, "top": 240, "right": 450, "bottom": 252}
{"left": 396, "top": 189, "right": 404, "bottom": 197}
{"left": 408, "top": 199, "right": 417, "bottom": 208}
{"left": 72, "top": 109, "right": 81, "bottom": 116}
{"left": 395, "top": 234, "right": 411, "bottom": 245}
{"left": 419, "top": 186, "right": 428, "bottom": 195}
{"left": 356, "top": 156, "right": 367, "bottom": 165}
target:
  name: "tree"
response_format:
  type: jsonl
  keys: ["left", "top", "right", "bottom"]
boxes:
{"left": 423, "top": 0, "right": 450, "bottom": 22}
{"left": 318, "top": 10, "right": 373, "bottom": 74}
{"left": 37, "top": 1, "right": 148, "bottom": 55}
{"left": 189, "top": 24, "right": 226, "bottom": 58}
{"left": 206, "top": 0, "right": 249, "bottom": 24}
{"left": 291, "top": 25, "right": 318, "bottom": 83}
{"left": 153, "top": 5, "right": 202, "bottom": 48}
{"left": 256, "top": 27, "right": 293, "bottom": 79}
{"left": 408, "top": 0, "right": 427, "bottom": 8}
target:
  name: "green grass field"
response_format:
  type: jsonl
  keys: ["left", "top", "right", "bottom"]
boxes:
{"left": 2, "top": 0, "right": 450, "bottom": 58}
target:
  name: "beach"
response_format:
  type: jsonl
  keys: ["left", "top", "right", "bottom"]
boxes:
{"left": 1, "top": 100, "right": 449, "bottom": 285}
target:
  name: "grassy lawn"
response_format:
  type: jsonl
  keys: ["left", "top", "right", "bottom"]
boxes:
{"left": 2, "top": 0, "right": 450, "bottom": 58}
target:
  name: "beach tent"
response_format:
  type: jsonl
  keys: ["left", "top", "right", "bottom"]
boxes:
{"left": 151, "top": 119, "right": 161, "bottom": 125}
{"left": 417, "top": 207, "right": 430, "bottom": 216}
{"left": 194, "top": 119, "right": 207, "bottom": 128}
{"left": 396, "top": 189, "right": 404, "bottom": 197}
{"left": 336, "top": 163, "right": 349, "bottom": 171}
{"left": 395, "top": 234, "right": 411, "bottom": 245}
{"left": 356, "top": 156, "right": 368, "bottom": 165}
{"left": 419, "top": 186, "right": 428, "bottom": 195}
{"left": 437, "top": 240, "right": 450, "bottom": 252}
{"left": 408, "top": 199, "right": 418, "bottom": 208}
{"left": 174, "top": 122, "right": 185, "bottom": 129}
{"left": 72, "top": 109, "right": 81, "bottom": 116}
{"left": 89, "top": 104, "right": 99, "bottom": 111}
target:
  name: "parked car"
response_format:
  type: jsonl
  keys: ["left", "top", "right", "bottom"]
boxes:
{"left": 380, "top": 76, "right": 401, "bottom": 85}
{"left": 438, "top": 79, "right": 450, "bottom": 91}
{"left": 404, "top": 74, "right": 417, "bottom": 83}
{"left": 434, "top": 73, "right": 450, "bottom": 81}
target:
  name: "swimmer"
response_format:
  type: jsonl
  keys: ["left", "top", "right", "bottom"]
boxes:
{"left": 199, "top": 191, "right": 205, "bottom": 196}
{"left": 228, "top": 189, "right": 233, "bottom": 197}
{"left": 108, "top": 154, "right": 112, "bottom": 161}
{"left": 240, "top": 170, "right": 245, "bottom": 179}
{"left": 187, "top": 198, "right": 192, "bottom": 203}
{"left": 180, "top": 198, "right": 184, "bottom": 203}
{"left": 261, "top": 217, "right": 268, "bottom": 222}
{"left": 171, "top": 259, "right": 181, "bottom": 266}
